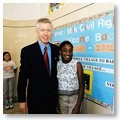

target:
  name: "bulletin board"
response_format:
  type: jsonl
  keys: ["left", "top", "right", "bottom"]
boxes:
{"left": 51, "top": 10, "right": 114, "bottom": 110}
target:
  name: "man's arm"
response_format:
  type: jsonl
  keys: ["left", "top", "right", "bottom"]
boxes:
{"left": 17, "top": 48, "right": 29, "bottom": 112}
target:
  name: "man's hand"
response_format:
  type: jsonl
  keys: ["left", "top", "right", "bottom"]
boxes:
{"left": 19, "top": 102, "right": 28, "bottom": 113}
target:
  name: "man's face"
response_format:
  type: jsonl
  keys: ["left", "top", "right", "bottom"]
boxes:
{"left": 36, "top": 23, "right": 53, "bottom": 45}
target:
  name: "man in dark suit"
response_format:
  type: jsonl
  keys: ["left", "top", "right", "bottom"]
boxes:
{"left": 17, "top": 18, "right": 59, "bottom": 114}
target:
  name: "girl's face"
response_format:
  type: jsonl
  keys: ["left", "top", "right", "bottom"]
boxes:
{"left": 4, "top": 53, "right": 10, "bottom": 61}
{"left": 60, "top": 44, "right": 73, "bottom": 63}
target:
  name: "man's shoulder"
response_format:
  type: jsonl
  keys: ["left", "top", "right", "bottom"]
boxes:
{"left": 22, "top": 42, "right": 38, "bottom": 51}
{"left": 50, "top": 43, "right": 59, "bottom": 49}
{"left": 50, "top": 43, "right": 59, "bottom": 59}
{"left": 50, "top": 43, "right": 59, "bottom": 54}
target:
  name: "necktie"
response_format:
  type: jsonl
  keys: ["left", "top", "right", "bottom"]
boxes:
{"left": 44, "top": 46, "right": 49, "bottom": 75}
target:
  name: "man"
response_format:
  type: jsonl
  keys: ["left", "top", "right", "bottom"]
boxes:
{"left": 17, "top": 18, "right": 59, "bottom": 114}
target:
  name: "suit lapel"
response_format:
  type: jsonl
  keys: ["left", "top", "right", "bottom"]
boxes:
{"left": 34, "top": 42, "right": 57, "bottom": 78}
{"left": 34, "top": 42, "right": 44, "bottom": 64}
{"left": 50, "top": 43, "right": 56, "bottom": 77}
{"left": 34, "top": 42, "right": 48, "bottom": 74}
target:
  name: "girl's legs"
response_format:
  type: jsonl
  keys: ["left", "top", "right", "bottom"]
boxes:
{"left": 59, "top": 95, "right": 69, "bottom": 114}
{"left": 3, "top": 77, "right": 14, "bottom": 109}
{"left": 3, "top": 78, "right": 9, "bottom": 109}
{"left": 59, "top": 94, "right": 78, "bottom": 114}
{"left": 9, "top": 77, "right": 14, "bottom": 108}
{"left": 69, "top": 94, "right": 78, "bottom": 114}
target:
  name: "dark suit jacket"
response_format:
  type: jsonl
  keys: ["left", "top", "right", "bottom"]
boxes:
{"left": 17, "top": 41, "right": 59, "bottom": 114}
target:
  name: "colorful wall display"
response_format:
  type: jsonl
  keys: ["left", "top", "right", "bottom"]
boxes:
{"left": 51, "top": 10, "right": 114, "bottom": 111}
{"left": 48, "top": 3, "right": 65, "bottom": 14}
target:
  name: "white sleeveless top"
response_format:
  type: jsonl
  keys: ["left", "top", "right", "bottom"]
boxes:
{"left": 57, "top": 59, "right": 79, "bottom": 93}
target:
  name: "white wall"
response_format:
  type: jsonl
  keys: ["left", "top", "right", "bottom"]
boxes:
{"left": 3, "top": 3, "right": 49, "bottom": 20}
{"left": 82, "top": 99, "right": 113, "bottom": 114}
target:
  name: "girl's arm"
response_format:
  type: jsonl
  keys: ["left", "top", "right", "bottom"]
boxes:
{"left": 72, "top": 62, "right": 84, "bottom": 114}
{"left": 14, "top": 68, "right": 17, "bottom": 74}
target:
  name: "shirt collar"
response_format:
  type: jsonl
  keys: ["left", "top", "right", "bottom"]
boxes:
{"left": 38, "top": 40, "right": 50, "bottom": 48}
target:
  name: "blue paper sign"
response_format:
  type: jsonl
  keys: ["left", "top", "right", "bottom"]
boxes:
{"left": 51, "top": 11, "right": 114, "bottom": 110}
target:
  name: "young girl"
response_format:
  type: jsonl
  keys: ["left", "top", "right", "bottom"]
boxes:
{"left": 3, "top": 52, "right": 17, "bottom": 110}
{"left": 57, "top": 41, "right": 84, "bottom": 114}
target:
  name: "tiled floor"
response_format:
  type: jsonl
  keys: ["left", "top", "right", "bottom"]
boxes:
{"left": 3, "top": 103, "right": 25, "bottom": 114}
